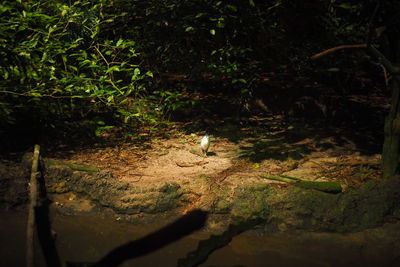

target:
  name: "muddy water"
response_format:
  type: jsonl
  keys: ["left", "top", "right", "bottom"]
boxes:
{"left": 0, "top": 211, "right": 397, "bottom": 267}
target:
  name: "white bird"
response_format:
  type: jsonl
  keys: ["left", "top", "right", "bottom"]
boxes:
{"left": 200, "top": 135, "right": 210, "bottom": 156}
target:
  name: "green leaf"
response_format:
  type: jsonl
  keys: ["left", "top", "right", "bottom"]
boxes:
{"left": 116, "top": 39, "right": 123, "bottom": 47}
{"left": 79, "top": 59, "right": 91, "bottom": 67}
{"left": 95, "top": 125, "right": 114, "bottom": 136}
{"left": 338, "top": 3, "right": 354, "bottom": 9}
{"left": 249, "top": 0, "right": 255, "bottom": 7}
{"left": 210, "top": 29, "right": 216, "bottom": 35}
{"left": 107, "top": 95, "right": 114, "bottom": 102}
{"left": 195, "top": 13, "right": 205, "bottom": 18}
{"left": 185, "top": 26, "right": 194, "bottom": 32}
{"left": 232, "top": 78, "right": 247, "bottom": 84}
{"left": 18, "top": 52, "right": 30, "bottom": 57}
{"left": 252, "top": 163, "right": 260, "bottom": 169}
{"left": 106, "top": 65, "right": 120, "bottom": 73}
{"left": 73, "top": 38, "right": 83, "bottom": 44}
{"left": 227, "top": 5, "right": 237, "bottom": 12}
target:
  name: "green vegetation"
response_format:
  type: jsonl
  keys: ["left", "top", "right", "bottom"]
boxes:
{"left": 231, "top": 184, "right": 271, "bottom": 220}
{"left": 1, "top": 0, "right": 159, "bottom": 149}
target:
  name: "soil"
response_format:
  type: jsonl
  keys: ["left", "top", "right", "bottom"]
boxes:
{"left": 46, "top": 113, "right": 383, "bottom": 193}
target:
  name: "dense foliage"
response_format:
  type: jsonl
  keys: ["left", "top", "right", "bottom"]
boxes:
{"left": 0, "top": 0, "right": 155, "bottom": 143}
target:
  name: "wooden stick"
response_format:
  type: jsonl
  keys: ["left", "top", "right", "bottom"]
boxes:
{"left": 26, "top": 144, "right": 40, "bottom": 267}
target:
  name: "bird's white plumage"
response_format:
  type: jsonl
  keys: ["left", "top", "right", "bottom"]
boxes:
{"left": 200, "top": 135, "right": 210, "bottom": 156}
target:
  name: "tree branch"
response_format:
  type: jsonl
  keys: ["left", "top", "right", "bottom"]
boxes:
{"left": 310, "top": 44, "right": 367, "bottom": 60}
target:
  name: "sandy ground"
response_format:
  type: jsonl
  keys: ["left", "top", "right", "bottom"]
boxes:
{"left": 50, "top": 117, "right": 382, "bottom": 197}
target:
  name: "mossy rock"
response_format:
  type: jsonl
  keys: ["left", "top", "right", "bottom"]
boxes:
{"left": 212, "top": 195, "right": 233, "bottom": 214}
{"left": 149, "top": 182, "right": 182, "bottom": 213}
{"left": 324, "top": 177, "right": 400, "bottom": 232}
{"left": 266, "top": 176, "right": 400, "bottom": 233}
{"left": 231, "top": 184, "right": 272, "bottom": 220}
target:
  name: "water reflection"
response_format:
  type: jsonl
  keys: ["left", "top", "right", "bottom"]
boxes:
{"left": 0, "top": 211, "right": 399, "bottom": 267}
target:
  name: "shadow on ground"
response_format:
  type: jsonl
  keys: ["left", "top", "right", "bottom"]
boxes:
{"left": 175, "top": 85, "right": 386, "bottom": 163}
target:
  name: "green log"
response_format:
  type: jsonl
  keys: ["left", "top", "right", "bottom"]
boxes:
{"left": 260, "top": 174, "right": 342, "bottom": 194}
{"left": 46, "top": 160, "right": 99, "bottom": 172}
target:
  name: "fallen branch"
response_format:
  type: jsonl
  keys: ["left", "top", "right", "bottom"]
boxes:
{"left": 26, "top": 144, "right": 40, "bottom": 267}
{"left": 310, "top": 44, "right": 367, "bottom": 60}
{"left": 260, "top": 174, "right": 342, "bottom": 194}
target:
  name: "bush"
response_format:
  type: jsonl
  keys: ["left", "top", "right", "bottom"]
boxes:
{"left": 0, "top": 0, "right": 153, "bottom": 141}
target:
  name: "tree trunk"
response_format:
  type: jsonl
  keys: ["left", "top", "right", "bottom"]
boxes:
{"left": 367, "top": 42, "right": 400, "bottom": 179}
{"left": 383, "top": 77, "right": 400, "bottom": 178}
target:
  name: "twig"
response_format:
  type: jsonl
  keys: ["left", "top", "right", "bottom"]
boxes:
{"left": 176, "top": 162, "right": 196, "bottom": 167}
{"left": 176, "top": 161, "right": 208, "bottom": 167}
{"left": 26, "top": 144, "right": 40, "bottom": 267}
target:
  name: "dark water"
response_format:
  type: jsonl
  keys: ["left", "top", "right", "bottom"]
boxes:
{"left": 0, "top": 211, "right": 398, "bottom": 267}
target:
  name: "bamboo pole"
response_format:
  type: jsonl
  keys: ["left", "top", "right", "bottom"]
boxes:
{"left": 26, "top": 144, "right": 40, "bottom": 267}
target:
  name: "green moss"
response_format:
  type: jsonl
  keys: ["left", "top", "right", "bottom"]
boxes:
{"left": 114, "top": 185, "right": 183, "bottom": 214}
{"left": 231, "top": 184, "right": 271, "bottom": 220}
{"left": 159, "top": 182, "right": 180, "bottom": 193}
{"left": 266, "top": 177, "right": 400, "bottom": 233}
{"left": 145, "top": 182, "right": 182, "bottom": 213}
{"left": 197, "top": 174, "right": 212, "bottom": 183}
{"left": 212, "top": 194, "right": 233, "bottom": 214}
{"left": 327, "top": 180, "right": 394, "bottom": 232}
